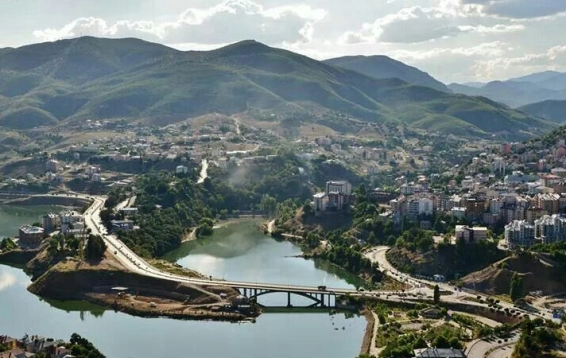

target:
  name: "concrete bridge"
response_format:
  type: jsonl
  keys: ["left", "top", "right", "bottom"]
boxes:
{"left": 235, "top": 286, "right": 339, "bottom": 308}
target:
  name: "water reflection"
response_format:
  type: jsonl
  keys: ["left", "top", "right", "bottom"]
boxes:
{"left": 0, "top": 271, "right": 16, "bottom": 291}
{"left": 40, "top": 298, "right": 106, "bottom": 320}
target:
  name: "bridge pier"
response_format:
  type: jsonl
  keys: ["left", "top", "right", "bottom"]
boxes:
{"left": 287, "top": 292, "right": 292, "bottom": 307}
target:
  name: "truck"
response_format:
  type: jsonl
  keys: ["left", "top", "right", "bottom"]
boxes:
{"left": 318, "top": 285, "right": 327, "bottom": 291}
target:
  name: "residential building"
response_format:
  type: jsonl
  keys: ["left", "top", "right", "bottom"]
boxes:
{"left": 534, "top": 214, "right": 566, "bottom": 244}
{"left": 536, "top": 193, "right": 560, "bottom": 214}
{"left": 19, "top": 226, "right": 44, "bottom": 246}
{"left": 407, "top": 196, "right": 433, "bottom": 217}
{"left": 325, "top": 181, "right": 352, "bottom": 195}
{"left": 42, "top": 213, "right": 59, "bottom": 234}
{"left": 176, "top": 165, "right": 189, "bottom": 174}
{"left": 313, "top": 192, "right": 327, "bottom": 211}
{"left": 312, "top": 180, "right": 352, "bottom": 212}
{"left": 455, "top": 225, "right": 488, "bottom": 243}
{"left": 111, "top": 220, "right": 134, "bottom": 232}
{"left": 45, "top": 159, "right": 60, "bottom": 172}
{"left": 120, "top": 207, "right": 139, "bottom": 216}
{"left": 505, "top": 220, "right": 535, "bottom": 249}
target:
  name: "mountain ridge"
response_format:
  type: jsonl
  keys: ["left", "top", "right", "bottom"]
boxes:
{"left": 0, "top": 36, "right": 555, "bottom": 140}
{"left": 323, "top": 55, "right": 450, "bottom": 92}
{"left": 449, "top": 70, "right": 566, "bottom": 107}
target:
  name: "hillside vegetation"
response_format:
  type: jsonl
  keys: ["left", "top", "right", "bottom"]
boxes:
{"left": 519, "top": 99, "right": 566, "bottom": 123}
{"left": 324, "top": 55, "right": 449, "bottom": 92}
{"left": 0, "top": 36, "right": 555, "bottom": 139}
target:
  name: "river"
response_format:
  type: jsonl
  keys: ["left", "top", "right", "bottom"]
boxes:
{"left": 0, "top": 209, "right": 366, "bottom": 358}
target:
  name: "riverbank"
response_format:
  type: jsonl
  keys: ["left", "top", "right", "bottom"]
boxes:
{"left": 0, "top": 248, "right": 40, "bottom": 266}
{"left": 3, "top": 195, "right": 91, "bottom": 207}
{"left": 360, "top": 309, "right": 375, "bottom": 356}
{"left": 24, "top": 253, "right": 259, "bottom": 323}
{"left": 182, "top": 217, "right": 262, "bottom": 243}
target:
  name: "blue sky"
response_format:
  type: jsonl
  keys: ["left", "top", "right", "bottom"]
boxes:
{"left": 1, "top": 0, "right": 566, "bottom": 83}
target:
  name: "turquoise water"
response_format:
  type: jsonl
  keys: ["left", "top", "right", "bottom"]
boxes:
{"left": 0, "top": 213, "right": 366, "bottom": 358}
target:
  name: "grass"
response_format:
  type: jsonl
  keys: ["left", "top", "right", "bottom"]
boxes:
{"left": 148, "top": 259, "right": 203, "bottom": 279}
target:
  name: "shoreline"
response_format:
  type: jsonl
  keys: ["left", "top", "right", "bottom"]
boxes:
{"left": 360, "top": 309, "right": 375, "bottom": 356}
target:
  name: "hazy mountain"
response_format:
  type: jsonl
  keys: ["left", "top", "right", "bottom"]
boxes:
{"left": 519, "top": 100, "right": 566, "bottom": 123}
{"left": 324, "top": 55, "right": 450, "bottom": 92}
{"left": 0, "top": 37, "right": 554, "bottom": 140}
{"left": 450, "top": 70, "right": 566, "bottom": 107}
{"left": 448, "top": 80, "right": 566, "bottom": 108}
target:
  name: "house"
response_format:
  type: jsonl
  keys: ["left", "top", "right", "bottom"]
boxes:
{"left": 111, "top": 220, "right": 134, "bottom": 232}
{"left": 120, "top": 207, "right": 139, "bottom": 216}
{"left": 0, "top": 336, "right": 17, "bottom": 350}
{"left": 414, "top": 348, "right": 467, "bottom": 357}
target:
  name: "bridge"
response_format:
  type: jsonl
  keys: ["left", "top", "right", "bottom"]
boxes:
{"left": 234, "top": 286, "right": 339, "bottom": 308}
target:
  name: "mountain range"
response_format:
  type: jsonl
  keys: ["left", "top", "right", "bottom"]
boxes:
{"left": 449, "top": 71, "right": 566, "bottom": 108}
{"left": 323, "top": 55, "right": 450, "bottom": 92}
{"left": 0, "top": 36, "right": 556, "bottom": 140}
{"left": 518, "top": 100, "right": 566, "bottom": 123}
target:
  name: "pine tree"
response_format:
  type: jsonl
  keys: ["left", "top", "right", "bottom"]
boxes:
{"left": 433, "top": 284, "right": 440, "bottom": 304}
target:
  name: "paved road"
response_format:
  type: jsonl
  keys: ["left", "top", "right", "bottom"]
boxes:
{"left": 466, "top": 331, "right": 520, "bottom": 358}
{"left": 364, "top": 247, "right": 553, "bottom": 321}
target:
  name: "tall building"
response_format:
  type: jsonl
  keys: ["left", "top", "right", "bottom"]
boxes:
{"left": 42, "top": 213, "right": 59, "bottom": 234}
{"left": 534, "top": 215, "right": 566, "bottom": 244}
{"left": 505, "top": 220, "right": 535, "bottom": 250}
{"left": 325, "top": 181, "right": 352, "bottom": 195}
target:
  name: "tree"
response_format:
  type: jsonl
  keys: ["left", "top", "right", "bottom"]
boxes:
{"left": 85, "top": 235, "right": 106, "bottom": 261}
{"left": 433, "top": 284, "right": 440, "bottom": 304}
{"left": 48, "top": 237, "right": 59, "bottom": 254}
{"left": 510, "top": 273, "right": 524, "bottom": 302}
{"left": 259, "top": 194, "right": 277, "bottom": 216}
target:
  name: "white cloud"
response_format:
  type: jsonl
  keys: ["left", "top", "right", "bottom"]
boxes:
{"left": 0, "top": 272, "right": 16, "bottom": 292}
{"left": 33, "top": 0, "right": 327, "bottom": 45}
{"left": 339, "top": 6, "right": 464, "bottom": 44}
{"left": 461, "top": 0, "right": 566, "bottom": 19}
{"left": 472, "top": 44, "right": 566, "bottom": 80}
{"left": 459, "top": 23, "right": 524, "bottom": 33}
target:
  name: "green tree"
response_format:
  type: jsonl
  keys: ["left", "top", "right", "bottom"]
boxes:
{"left": 433, "top": 284, "right": 440, "bottom": 304}
{"left": 510, "top": 273, "right": 524, "bottom": 302}
{"left": 48, "top": 237, "right": 59, "bottom": 254}
{"left": 85, "top": 235, "right": 106, "bottom": 261}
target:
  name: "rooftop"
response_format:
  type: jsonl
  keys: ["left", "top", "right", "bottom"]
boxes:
{"left": 19, "top": 225, "right": 44, "bottom": 234}
{"left": 414, "top": 348, "right": 467, "bottom": 358}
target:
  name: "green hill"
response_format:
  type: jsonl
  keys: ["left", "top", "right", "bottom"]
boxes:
{"left": 518, "top": 99, "right": 566, "bottom": 123}
{"left": 0, "top": 37, "right": 556, "bottom": 140}
{"left": 324, "top": 55, "right": 449, "bottom": 92}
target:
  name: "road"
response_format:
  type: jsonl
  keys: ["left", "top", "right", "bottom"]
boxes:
{"left": 364, "top": 246, "right": 553, "bottom": 321}
{"left": 466, "top": 331, "right": 520, "bottom": 358}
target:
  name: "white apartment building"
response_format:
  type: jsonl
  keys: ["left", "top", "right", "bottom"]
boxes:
{"left": 505, "top": 220, "right": 535, "bottom": 250}
{"left": 534, "top": 214, "right": 566, "bottom": 244}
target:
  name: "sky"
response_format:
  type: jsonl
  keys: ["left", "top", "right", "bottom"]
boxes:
{"left": 1, "top": 0, "right": 566, "bottom": 83}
